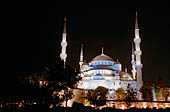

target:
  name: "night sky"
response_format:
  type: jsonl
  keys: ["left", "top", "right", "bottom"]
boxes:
{"left": 1, "top": 7, "right": 169, "bottom": 86}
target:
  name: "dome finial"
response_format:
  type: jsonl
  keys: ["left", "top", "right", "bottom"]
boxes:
{"left": 101, "top": 47, "right": 104, "bottom": 55}
{"left": 116, "top": 59, "right": 119, "bottom": 62}
{"left": 125, "top": 68, "right": 127, "bottom": 73}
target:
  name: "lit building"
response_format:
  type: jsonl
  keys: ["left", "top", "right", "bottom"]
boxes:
{"left": 60, "top": 13, "right": 170, "bottom": 109}
{"left": 77, "top": 12, "right": 143, "bottom": 99}
{"left": 60, "top": 17, "right": 67, "bottom": 66}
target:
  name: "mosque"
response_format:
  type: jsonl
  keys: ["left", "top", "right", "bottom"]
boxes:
{"left": 60, "top": 13, "right": 143, "bottom": 100}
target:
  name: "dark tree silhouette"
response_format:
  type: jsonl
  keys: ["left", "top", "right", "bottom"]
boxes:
{"left": 86, "top": 86, "right": 108, "bottom": 107}
{"left": 140, "top": 83, "right": 153, "bottom": 101}
{"left": 125, "top": 83, "right": 137, "bottom": 109}
{"left": 0, "top": 60, "right": 81, "bottom": 110}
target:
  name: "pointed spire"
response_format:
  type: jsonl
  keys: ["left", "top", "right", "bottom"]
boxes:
{"left": 80, "top": 43, "right": 83, "bottom": 62}
{"left": 80, "top": 43, "right": 83, "bottom": 56}
{"left": 135, "top": 11, "right": 139, "bottom": 29}
{"left": 79, "top": 43, "right": 84, "bottom": 69}
{"left": 101, "top": 47, "right": 104, "bottom": 55}
{"left": 63, "top": 17, "right": 66, "bottom": 33}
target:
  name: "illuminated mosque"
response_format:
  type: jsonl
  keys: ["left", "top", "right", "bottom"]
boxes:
{"left": 59, "top": 12, "right": 170, "bottom": 109}
{"left": 60, "top": 13, "right": 143, "bottom": 99}
{"left": 78, "top": 13, "right": 143, "bottom": 98}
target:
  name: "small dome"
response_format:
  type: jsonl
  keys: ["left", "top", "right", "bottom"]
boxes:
{"left": 92, "top": 54, "right": 113, "bottom": 61}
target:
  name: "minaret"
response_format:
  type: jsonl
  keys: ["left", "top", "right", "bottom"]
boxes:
{"left": 79, "top": 43, "right": 84, "bottom": 69}
{"left": 131, "top": 43, "right": 136, "bottom": 79}
{"left": 60, "top": 17, "right": 67, "bottom": 66}
{"left": 134, "top": 12, "right": 143, "bottom": 89}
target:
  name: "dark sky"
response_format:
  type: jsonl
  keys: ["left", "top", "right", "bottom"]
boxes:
{"left": 1, "top": 7, "right": 169, "bottom": 86}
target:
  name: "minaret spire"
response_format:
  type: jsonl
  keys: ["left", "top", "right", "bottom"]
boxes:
{"left": 80, "top": 43, "right": 83, "bottom": 62}
{"left": 101, "top": 47, "right": 104, "bottom": 55}
{"left": 135, "top": 12, "right": 139, "bottom": 29}
{"left": 134, "top": 12, "right": 143, "bottom": 89}
{"left": 79, "top": 43, "right": 84, "bottom": 69}
{"left": 135, "top": 12, "right": 140, "bottom": 39}
{"left": 60, "top": 17, "right": 67, "bottom": 66}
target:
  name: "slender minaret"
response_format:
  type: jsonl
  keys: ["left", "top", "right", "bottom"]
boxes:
{"left": 60, "top": 17, "right": 67, "bottom": 66}
{"left": 131, "top": 43, "right": 136, "bottom": 79}
{"left": 79, "top": 43, "right": 84, "bottom": 69}
{"left": 134, "top": 12, "right": 143, "bottom": 89}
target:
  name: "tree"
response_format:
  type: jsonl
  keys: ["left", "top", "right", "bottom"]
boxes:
{"left": 45, "top": 61, "right": 81, "bottom": 107}
{"left": 86, "top": 90, "right": 98, "bottom": 105}
{"left": 162, "top": 90, "right": 170, "bottom": 101}
{"left": 115, "top": 88, "right": 125, "bottom": 100}
{"left": 140, "top": 77, "right": 165, "bottom": 101}
{"left": 46, "top": 61, "right": 81, "bottom": 90}
{"left": 125, "top": 84, "right": 137, "bottom": 101}
{"left": 125, "top": 83, "right": 137, "bottom": 109}
{"left": 153, "top": 85, "right": 163, "bottom": 101}
{"left": 16, "top": 60, "right": 81, "bottom": 108}
{"left": 152, "top": 77, "right": 164, "bottom": 101}
{"left": 139, "top": 84, "right": 153, "bottom": 101}
{"left": 95, "top": 86, "right": 108, "bottom": 100}
{"left": 86, "top": 86, "right": 108, "bottom": 107}
{"left": 18, "top": 71, "right": 54, "bottom": 107}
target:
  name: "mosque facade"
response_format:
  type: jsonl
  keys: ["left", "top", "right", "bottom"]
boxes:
{"left": 60, "top": 13, "right": 143, "bottom": 99}
{"left": 77, "top": 13, "right": 143, "bottom": 99}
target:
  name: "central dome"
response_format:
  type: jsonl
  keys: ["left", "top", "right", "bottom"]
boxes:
{"left": 92, "top": 54, "right": 113, "bottom": 61}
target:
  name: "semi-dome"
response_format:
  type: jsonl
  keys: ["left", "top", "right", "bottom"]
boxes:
{"left": 92, "top": 54, "right": 113, "bottom": 61}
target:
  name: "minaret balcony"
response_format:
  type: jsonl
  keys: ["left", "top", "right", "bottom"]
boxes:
{"left": 60, "top": 53, "right": 67, "bottom": 59}
{"left": 135, "top": 64, "right": 143, "bottom": 68}
{"left": 61, "top": 42, "right": 67, "bottom": 46}
{"left": 134, "top": 38, "right": 141, "bottom": 43}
